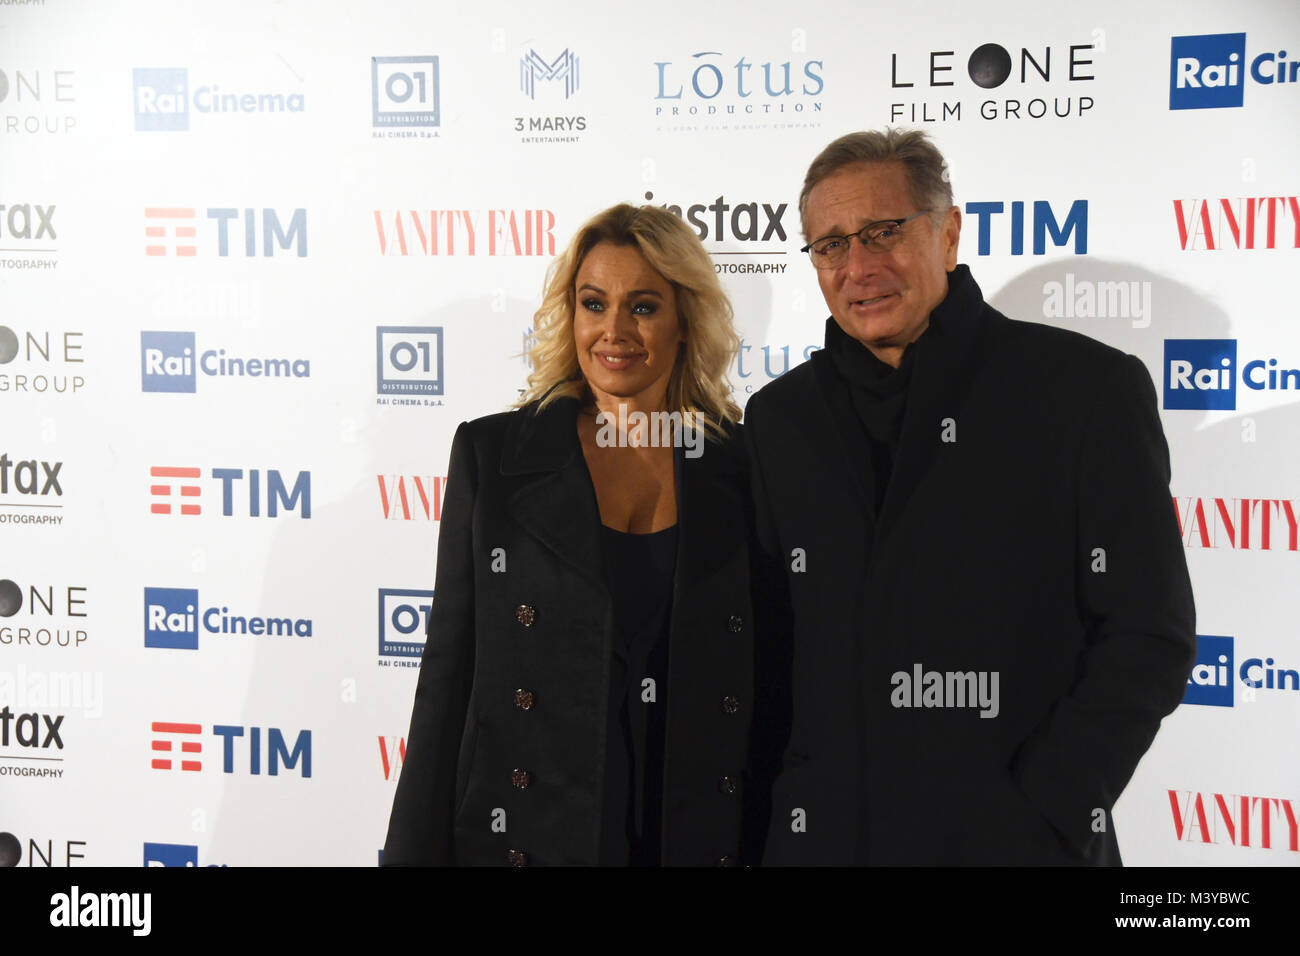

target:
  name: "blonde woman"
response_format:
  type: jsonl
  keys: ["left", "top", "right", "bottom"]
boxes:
{"left": 383, "top": 203, "right": 772, "bottom": 866}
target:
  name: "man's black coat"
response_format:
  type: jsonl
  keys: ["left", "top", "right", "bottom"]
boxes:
{"left": 382, "top": 396, "right": 761, "bottom": 866}
{"left": 743, "top": 265, "right": 1197, "bottom": 865}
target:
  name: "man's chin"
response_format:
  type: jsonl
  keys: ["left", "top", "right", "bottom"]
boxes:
{"left": 833, "top": 314, "right": 906, "bottom": 352}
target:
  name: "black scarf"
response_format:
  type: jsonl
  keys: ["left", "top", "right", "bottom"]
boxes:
{"left": 824, "top": 311, "right": 928, "bottom": 515}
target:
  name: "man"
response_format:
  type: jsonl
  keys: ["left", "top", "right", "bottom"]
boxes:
{"left": 743, "top": 129, "right": 1195, "bottom": 865}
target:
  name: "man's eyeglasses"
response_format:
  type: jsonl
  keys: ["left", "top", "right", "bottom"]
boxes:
{"left": 801, "top": 210, "right": 931, "bottom": 269}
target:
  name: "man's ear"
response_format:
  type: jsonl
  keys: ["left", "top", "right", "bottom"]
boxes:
{"left": 942, "top": 206, "right": 961, "bottom": 271}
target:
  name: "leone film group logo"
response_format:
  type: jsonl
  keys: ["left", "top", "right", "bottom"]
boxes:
{"left": 0, "top": 324, "right": 85, "bottom": 396}
{"left": 0, "top": 67, "right": 76, "bottom": 135}
{"left": 0, "top": 578, "right": 88, "bottom": 651}
{"left": 888, "top": 37, "right": 1097, "bottom": 123}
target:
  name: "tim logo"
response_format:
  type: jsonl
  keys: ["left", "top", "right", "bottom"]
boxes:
{"left": 148, "top": 466, "right": 201, "bottom": 515}
{"left": 149, "top": 721, "right": 202, "bottom": 771}
{"left": 372, "top": 56, "right": 439, "bottom": 128}
{"left": 1163, "top": 339, "right": 1236, "bottom": 410}
{"left": 140, "top": 331, "right": 195, "bottom": 392}
{"left": 143, "top": 207, "right": 306, "bottom": 257}
{"left": 148, "top": 467, "right": 310, "bottom": 518}
{"left": 144, "top": 588, "right": 198, "bottom": 650}
{"left": 142, "top": 843, "right": 197, "bottom": 867}
{"left": 521, "top": 49, "right": 579, "bottom": 99}
{"left": 379, "top": 736, "right": 407, "bottom": 780}
{"left": 1184, "top": 635, "right": 1234, "bottom": 707}
{"left": 964, "top": 200, "right": 1088, "bottom": 255}
{"left": 378, "top": 589, "right": 431, "bottom": 659}
{"left": 143, "top": 207, "right": 197, "bottom": 257}
{"left": 377, "top": 326, "right": 443, "bottom": 395}
{"left": 133, "top": 67, "right": 188, "bottom": 131}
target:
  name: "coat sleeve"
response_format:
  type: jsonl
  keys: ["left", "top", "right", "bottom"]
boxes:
{"left": 1009, "top": 354, "right": 1196, "bottom": 856}
{"left": 382, "top": 421, "right": 479, "bottom": 865}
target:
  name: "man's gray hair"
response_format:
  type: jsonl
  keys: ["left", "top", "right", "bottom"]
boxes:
{"left": 799, "top": 128, "right": 954, "bottom": 239}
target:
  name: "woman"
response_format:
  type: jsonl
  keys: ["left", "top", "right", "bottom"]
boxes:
{"left": 382, "top": 203, "right": 770, "bottom": 866}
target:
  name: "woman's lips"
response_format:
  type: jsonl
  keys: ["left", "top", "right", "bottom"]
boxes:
{"left": 595, "top": 351, "right": 645, "bottom": 371}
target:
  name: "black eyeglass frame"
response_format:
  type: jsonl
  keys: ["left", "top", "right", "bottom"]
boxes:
{"left": 800, "top": 209, "right": 932, "bottom": 263}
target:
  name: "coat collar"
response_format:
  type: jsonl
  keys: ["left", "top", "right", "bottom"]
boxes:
{"left": 810, "top": 264, "right": 990, "bottom": 542}
{"left": 503, "top": 394, "right": 744, "bottom": 593}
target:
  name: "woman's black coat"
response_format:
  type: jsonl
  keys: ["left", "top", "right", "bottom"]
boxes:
{"left": 382, "top": 396, "right": 764, "bottom": 866}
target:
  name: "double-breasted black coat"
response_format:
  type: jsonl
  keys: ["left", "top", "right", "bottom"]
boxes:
{"left": 743, "top": 265, "right": 1197, "bottom": 865}
{"left": 382, "top": 396, "right": 763, "bottom": 866}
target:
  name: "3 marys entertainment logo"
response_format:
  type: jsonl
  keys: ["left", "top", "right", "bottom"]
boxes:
{"left": 514, "top": 46, "right": 586, "bottom": 144}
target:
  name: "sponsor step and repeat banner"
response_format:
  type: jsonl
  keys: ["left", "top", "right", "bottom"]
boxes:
{"left": 1, "top": 0, "right": 1296, "bottom": 867}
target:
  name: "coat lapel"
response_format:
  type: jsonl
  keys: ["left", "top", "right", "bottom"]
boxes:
{"left": 875, "top": 266, "right": 988, "bottom": 544}
{"left": 672, "top": 431, "right": 745, "bottom": 602}
{"left": 503, "top": 396, "right": 606, "bottom": 590}
{"left": 504, "top": 398, "right": 751, "bottom": 598}
{"left": 807, "top": 347, "right": 874, "bottom": 529}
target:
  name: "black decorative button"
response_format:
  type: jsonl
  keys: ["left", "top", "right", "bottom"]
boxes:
{"left": 716, "top": 854, "right": 735, "bottom": 867}
{"left": 718, "top": 776, "right": 737, "bottom": 794}
{"left": 514, "top": 689, "right": 536, "bottom": 711}
{"left": 727, "top": 615, "right": 744, "bottom": 633}
{"left": 507, "top": 849, "right": 528, "bottom": 867}
{"left": 515, "top": 605, "right": 536, "bottom": 627}
{"left": 511, "top": 769, "right": 533, "bottom": 789}
{"left": 721, "top": 695, "right": 740, "bottom": 715}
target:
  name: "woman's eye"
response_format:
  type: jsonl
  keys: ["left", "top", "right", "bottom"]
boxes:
{"left": 632, "top": 302, "right": 657, "bottom": 315}
{"left": 580, "top": 298, "right": 604, "bottom": 312}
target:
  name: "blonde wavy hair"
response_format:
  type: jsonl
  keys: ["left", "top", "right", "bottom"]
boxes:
{"left": 518, "top": 203, "right": 741, "bottom": 437}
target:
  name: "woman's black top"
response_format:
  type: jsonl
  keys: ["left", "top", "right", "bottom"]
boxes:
{"left": 598, "top": 522, "right": 678, "bottom": 866}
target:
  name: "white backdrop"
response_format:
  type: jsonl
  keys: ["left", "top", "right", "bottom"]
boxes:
{"left": 1, "top": 0, "right": 1297, "bottom": 866}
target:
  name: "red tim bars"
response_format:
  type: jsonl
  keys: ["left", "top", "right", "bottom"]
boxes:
{"left": 150, "top": 466, "right": 201, "bottom": 516}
